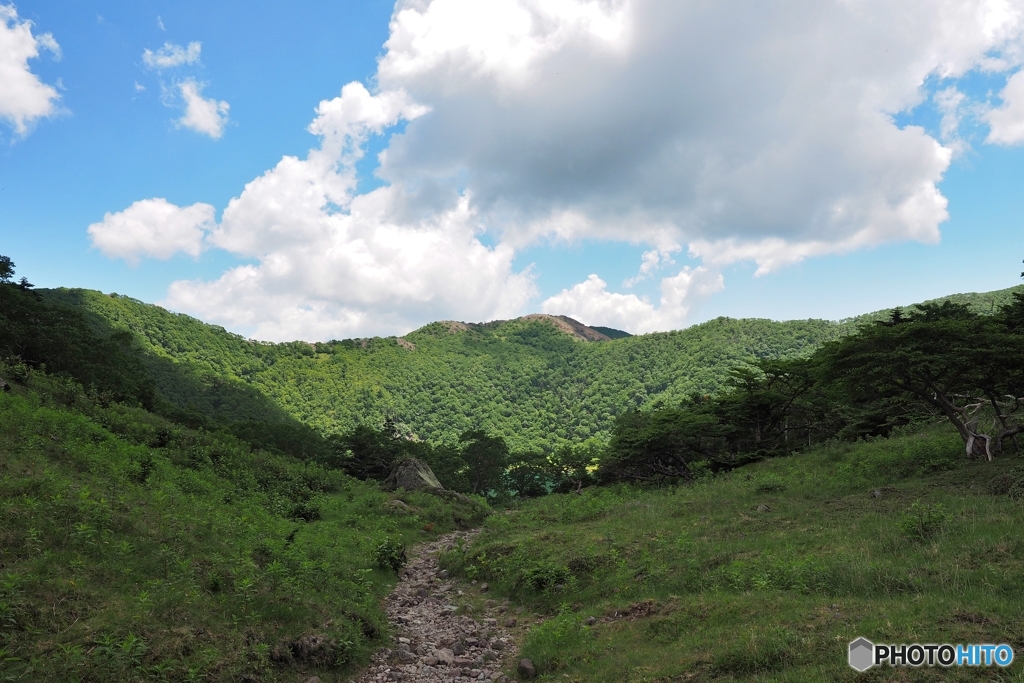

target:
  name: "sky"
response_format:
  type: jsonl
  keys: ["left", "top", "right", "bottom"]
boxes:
{"left": 2, "top": 0, "right": 1024, "bottom": 342}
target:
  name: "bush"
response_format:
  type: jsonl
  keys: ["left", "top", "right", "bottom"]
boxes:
{"left": 374, "top": 537, "right": 407, "bottom": 572}
{"left": 518, "top": 612, "right": 597, "bottom": 673}
{"left": 898, "top": 501, "right": 952, "bottom": 541}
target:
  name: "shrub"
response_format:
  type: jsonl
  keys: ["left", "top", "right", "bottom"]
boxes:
{"left": 754, "top": 474, "right": 787, "bottom": 493}
{"left": 518, "top": 612, "right": 597, "bottom": 673}
{"left": 898, "top": 501, "right": 952, "bottom": 541}
{"left": 374, "top": 537, "right": 407, "bottom": 572}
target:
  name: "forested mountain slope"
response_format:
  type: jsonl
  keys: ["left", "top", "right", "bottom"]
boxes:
{"left": 42, "top": 284, "right": 1024, "bottom": 452}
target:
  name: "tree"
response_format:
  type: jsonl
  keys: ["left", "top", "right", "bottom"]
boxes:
{"left": 326, "top": 419, "right": 404, "bottom": 480}
{"left": 458, "top": 430, "right": 509, "bottom": 497}
{"left": 820, "top": 302, "right": 1024, "bottom": 460}
{"left": 0, "top": 255, "right": 13, "bottom": 284}
{"left": 548, "top": 441, "right": 600, "bottom": 492}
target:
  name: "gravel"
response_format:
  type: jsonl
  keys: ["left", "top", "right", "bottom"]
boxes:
{"left": 351, "top": 530, "right": 517, "bottom": 683}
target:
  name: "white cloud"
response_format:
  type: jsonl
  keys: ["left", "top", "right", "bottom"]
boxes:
{"left": 177, "top": 80, "right": 229, "bottom": 138}
{"left": 87, "top": 198, "right": 216, "bottom": 265}
{"left": 375, "top": 0, "right": 1023, "bottom": 263}
{"left": 98, "top": 0, "right": 1024, "bottom": 339}
{"left": 155, "top": 83, "right": 531, "bottom": 341}
{"left": 0, "top": 4, "right": 61, "bottom": 135}
{"left": 541, "top": 268, "right": 723, "bottom": 334}
{"left": 985, "top": 69, "right": 1024, "bottom": 144}
{"left": 623, "top": 246, "right": 678, "bottom": 287}
{"left": 143, "top": 41, "right": 201, "bottom": 69}
{"left": 157, "top": 16, "right": 165, "bottom": 31}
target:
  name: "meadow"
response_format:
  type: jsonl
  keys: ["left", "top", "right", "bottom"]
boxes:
{"left": 443, "top": 426, "right": 1024, "bottom": 681}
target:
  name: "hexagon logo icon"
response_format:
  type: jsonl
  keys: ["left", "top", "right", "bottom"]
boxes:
{"left": 849, "top": 637, "right": 875, "bottom": 671}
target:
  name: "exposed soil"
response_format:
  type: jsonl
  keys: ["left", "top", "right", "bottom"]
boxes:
{"left": 352, "top": 530, "right": 527, "bottom": 683}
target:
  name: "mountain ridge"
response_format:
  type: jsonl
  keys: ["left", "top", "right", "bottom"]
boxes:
{"left": 35, "top": 283, "right": 1024, "bottom": 452}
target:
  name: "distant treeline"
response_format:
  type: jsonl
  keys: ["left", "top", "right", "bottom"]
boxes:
{"left": 4, "top": 253, "right": 1023, "bottom": 501}
{"left": 599, "top": 295, "right": 1024, "bottom": 484}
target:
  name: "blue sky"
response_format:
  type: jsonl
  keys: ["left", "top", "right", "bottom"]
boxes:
{"left": 2, "top": 0, "right": 1024, "bottom": 341}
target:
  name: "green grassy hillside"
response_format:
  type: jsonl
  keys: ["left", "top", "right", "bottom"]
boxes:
{"left": 443, "top": 426, "right": 1024, "bottom": 681}
{"left": 43, "top": 284, "right": 1024, "bottom": 453}
{"left": 0, "top": 368, "right": 486, "bottom": 682}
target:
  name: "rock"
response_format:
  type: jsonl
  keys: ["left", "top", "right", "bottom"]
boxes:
{"left": 485, "top": 599, "right": 497, "bottom": 608}
{"left": 385, "top": 499, "right": 415, "bottom": 512}
{"left": 756, "top": 504, "right": 771, "bottom": 512}
{"left": 304, "top": 678, "right": 322, "bottom": 683}
{"left": 435, "top": 648, "right": 455, "bottom": 665}
{"left": 585, "top": 616, "right": 597, "bottom": 626}
{"left": 483, "top": 618, "right": 497, "bottom": 626}
{"left": 505, "top": 618, "right": 517, "bottom": 627}
{"left": 286, "top": 634, "right": 335, "bottom": 666}
{"left": 395, "top": 649, "right": 418, "bottom": 664}
{"left": 871, "top": 489, "right": 883, "bottom": 498}
{"left": 438, "top": 570, "right": 449, "bottom": 579}
{"left": 480, "top": 583, "right": 489, "bottom": 592}
{"left": 491, "top": 638, "right": 506, "bottom": 650}
{"left": 517, "top": 658, "right": 537, "bottom": 679}
{"left": 423, "top": 655, "right": 438, "bottom": 666}
{"left": 451, "top": 641, "right": 465, "bottom": 655}
{"left": 384, "top": 458, "right": 446, "bottom": 492}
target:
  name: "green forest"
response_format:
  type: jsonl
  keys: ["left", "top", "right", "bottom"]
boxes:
{"left": 3, "top": 251, "right": 1024, "bottom": 681}
{"left": 36, "top": 283, "right": 1024, "bottom": 453}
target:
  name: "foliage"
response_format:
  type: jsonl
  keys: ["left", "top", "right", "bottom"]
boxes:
{"left": 597, "top": 294, "right": 1024, "bottom": 483}
{"left": 373, "top": 537, "right": 407, "bottom": 573}
{"left": 898, "top": 500, "right": 953, "bottom": 541}
{"left": 0, "top": 284, "right": 156, "bottom": 409}
{"left": 443, "top": 426, "right": 1024, "bottom": 680}
{"left": 35, "top": 287, "right": 871, "bottom": 453}
{"left": 518, "top": 612, "right": 598, "bottom": 674}
{"left": 0, "top": 365, "right": 487, "bottom": 681}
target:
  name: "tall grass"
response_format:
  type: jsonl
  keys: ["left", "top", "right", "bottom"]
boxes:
{"left": 444, "top": 425, "right": 1024, "bottom": 680}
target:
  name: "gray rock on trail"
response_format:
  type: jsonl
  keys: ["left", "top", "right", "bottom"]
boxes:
{"left": 353, "top": 529, "right": 517, "bottom": 683}
{"left": 517, "top": 658, "right": 536, "bottom": 679}
{"left": 384, "top": 458, "right": 446, "bottom": 492}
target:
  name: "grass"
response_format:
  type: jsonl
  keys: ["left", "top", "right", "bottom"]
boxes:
{"left": 0, "top": 371, "right": 488, "bottom": 682}
{"left": 442, "top": 426, "right": 1024, "bottom": 681}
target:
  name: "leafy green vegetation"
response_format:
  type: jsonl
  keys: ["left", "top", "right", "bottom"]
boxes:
{"left": 39, "top": 284, "right": 1024, "bottom": 455}
{"left": 444, "top": 426, "right": 1024, "bottom": 680}
{"left": 6, "top": 252, "right": 1024, "bottom": 681}
{"left": 0, "top": 265, "right": 489, "bottom": 682}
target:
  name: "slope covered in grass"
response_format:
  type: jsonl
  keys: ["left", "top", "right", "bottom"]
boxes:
{"left": 442, "top": 427, "right": 1024, "bottom": 681}
{"left": 41, "top": 285, "right": 1024, "bottom": 454}
{"left": 0, "top": 370, "right": 487, "bottom": 682}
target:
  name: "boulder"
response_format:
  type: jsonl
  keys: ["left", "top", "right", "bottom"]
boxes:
{"left": 384, "top": 458, "right": 446, "bottom": 492}
{"left": 517, "top": 658, "right": 537, "bottom": 679}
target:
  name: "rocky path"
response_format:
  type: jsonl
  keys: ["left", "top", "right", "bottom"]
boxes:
{"left": 352, "top": 530, "right": 526, "bottom": 683}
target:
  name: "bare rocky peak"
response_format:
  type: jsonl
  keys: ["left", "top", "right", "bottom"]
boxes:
{"left": 516, "top": 314, "right": 612, "bottom": 342}
{"left": 422, "top": 314, "right": 618, "bottom": 342}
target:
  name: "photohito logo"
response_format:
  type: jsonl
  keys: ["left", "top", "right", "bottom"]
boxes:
{"left": 848, "top": 638, "right": 1013, "bottom": 671}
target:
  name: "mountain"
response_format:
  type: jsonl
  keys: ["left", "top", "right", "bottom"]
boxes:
{"left": 39, "top": 284, "right": 1024, "bottom": 452}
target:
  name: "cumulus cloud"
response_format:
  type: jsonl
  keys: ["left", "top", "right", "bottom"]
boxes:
{"left": 986, "top": 69, "right": 1024, "bottom": 144}
{"left": 143, "top": 41, "right": 201, "bottom": 69}
{"left": 97, "top": 0, "right": 1024, "bottom": 339}
{"left": 0, "top": 4, "right": 61, "bottom": 135}
{"left": 176, "top": 80, "right": 229, "bottom": 138}
{"left": 153, "top": 83, "right": 529, "bottom": 341}
{"left": 87, "top": 198, "right": 216, "bottom": 265}
{"left": 375, "top": 0, "right": 1024, "bottom": 262}
{"left": 541, "top": 268, "right": 723, "bottom": 334}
